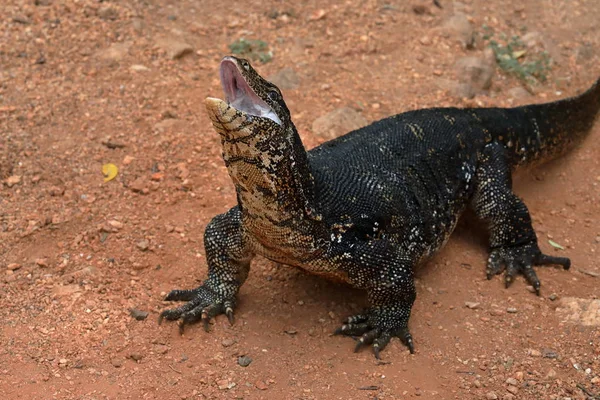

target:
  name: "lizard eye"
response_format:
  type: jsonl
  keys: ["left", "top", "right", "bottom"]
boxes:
{"left": 267, "top": 89, "right": 280, "bottom": 101}
{"left": 240, "top": 60, "right": 250, "bottom": 71}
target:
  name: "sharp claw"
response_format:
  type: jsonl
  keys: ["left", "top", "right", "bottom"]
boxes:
{"left": 178, "top": 320, "right": 185, "bottom": 335}
{"left": 226, "top": 308, "right": 235, "bottom": 325}
{"left": 354, "top": 339, "right": 364, "bottom": 353}
{"left": 373, "top": 343, "right": 381, "bottom": 360}
{"left": 201, "top": 311, "right": 210, "bottom": 332}
{"left": 407, "top": 337, "right": 415, "bottom": 354}
{"left": 504, "top": 275, "right": 513, "bottom": 288}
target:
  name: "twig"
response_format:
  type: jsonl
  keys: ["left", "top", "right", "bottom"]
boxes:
{"left": 169, "top": 364, "right": 182, "bottom": 374}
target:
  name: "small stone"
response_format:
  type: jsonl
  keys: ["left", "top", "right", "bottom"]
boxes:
{"left": 546, "top": 369, "right": 557, "bottom": 378}
{"left": 507, "top": 87, "right": 531, "bottom": 100}
{"left": 465, "top": 302, "right": 480, "bottom": 309}
{"left": 486, "top": 392, "right": 498, "bottom": 400}
{"left": 312, "top": 107, "right": 368, "bottom": 141}
{"left": 238, "top": 355, "right": 252, "bottom": 367}
{"left": 542, "top": 349, "right": 558, "bottom": 359}
{"left": 556, "top": 297, "right": 600, "bottom": 326}
{"left": 96, "top": 42, "right": 131, "bottom": 64}
{"left": 111, "top": 358, "right": 123, "bottom": 368}
{"left": 591, "top": 376, "right": 600, "bottom": 384}
{"left": 155, "top": 345, "right": 169, "bottom": 354}
{"left": 506, "top": 307, "right": 518, "bottom": 313}
{"left": 129, "top": 308, "right": 149, "bottom": 321}
{"left": 442, "top": 13, "right": 474, "bottom": 48}
{"left": 217, "top": 379, "right": 236, "bottom": 390}
{"left": 268, "top": 68, "right": 300, "bottom": 90}
{"left": 7, "top": 263, "right": 21, "bottom": 271}
{"left": 548, "top": 293, "right": 558, "bottom": 301}
{"left": 35, "top": 258, "right": 49, "bottom": 268}
{"left": 529, "top": 349, "right": 542, "bottom": 357}
{"left": 506, "top": 385, "right": 518, "bottom": 395}
{"left": 98, "top": 6, "right": 118, "bottom": 20}
{"left": 419, "top": 36, "right": 432, "bottom": 46}
{"left": 12, "top": 15, "right": 31, "bottom": 24}
{"left": 255, "top": 380, "right": 268, "bottom": 390}
{"left": 455, "top": 56, "right": 495, "bottom": 93}
{"left": 156, "top": 38, "right": 193, "bottom": 60}
{"left": 5, "top": 175, "right": 22, "bottom": 188}
{"left": 505, "top": 377, "right": 518, "bottom": 385}
{"left": 136, "top": 240, "right": 149, "bottom": 251}
{"left": 108, "top": 220, "right": 124, "bottom": 230}
{"left": 122, "top": 155, "right": 135, "bottom": 165}
{"left": 129, "top": 177, "right": 147, "bottom": 193}
{"left": 130, "top": 353, "right": 144, "bottom": 361}
{"left": 130, "top": 64, "right": 150, "bottom": 72}
{"left": 221, "top": 339, "right": 236, "bottom": 347}
{"left": 412, "top": 5, "right": 431, "bottom": 15}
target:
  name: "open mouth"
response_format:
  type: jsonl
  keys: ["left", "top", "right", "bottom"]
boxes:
{"left": 219, "top": 58, "right": 282, "bottom": 126}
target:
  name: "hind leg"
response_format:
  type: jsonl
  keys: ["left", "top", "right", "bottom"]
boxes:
{"left": 472, "top": 142, "right": 570, "bottom": 294}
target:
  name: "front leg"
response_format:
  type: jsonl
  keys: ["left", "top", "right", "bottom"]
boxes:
{"left": 159, "top": 207, "right": 254, "bottom": 332}
{"left": 334, "top": 240, "right": 416, "bottom": 359}
{"left": 472, "top": 142, "right": 570, "bottom": 294}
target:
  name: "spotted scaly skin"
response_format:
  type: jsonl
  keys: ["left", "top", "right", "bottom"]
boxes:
{"left": 159, "top": 56, "right": 600, "bottom": 358}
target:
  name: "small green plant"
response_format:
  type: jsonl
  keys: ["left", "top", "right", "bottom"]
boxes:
{"left": 483, "top": 30, "right": 551, "bottom": 84}
{"left": 228, "top": 38, "right": 273, "bottom": 63}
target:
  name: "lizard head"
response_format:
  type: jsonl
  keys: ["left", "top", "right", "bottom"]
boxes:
{"left": 205, "top": 56, "right": 291, "bottom": 139}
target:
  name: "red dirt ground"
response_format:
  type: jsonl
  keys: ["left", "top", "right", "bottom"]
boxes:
{"left": 1, "top": 0, "right": 599, "bottom": 399}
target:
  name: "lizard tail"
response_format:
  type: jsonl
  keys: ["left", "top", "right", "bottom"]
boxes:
{"left": 508, "top": 77, "right": 600, "bottom": 168}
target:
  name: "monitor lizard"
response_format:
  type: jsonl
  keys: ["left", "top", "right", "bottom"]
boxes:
{"left": 159, "top": 56, "right": 600, "bottom": 358}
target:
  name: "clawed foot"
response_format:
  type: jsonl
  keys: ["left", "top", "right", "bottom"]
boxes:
{"left": 334, "top": 311, "right": 414, "bottom": 359}
{"left": 158, "top": 285, "right": 236, "bottom": 333}
{"left": 487, "top": 243, "right": 570, "bottom": 295}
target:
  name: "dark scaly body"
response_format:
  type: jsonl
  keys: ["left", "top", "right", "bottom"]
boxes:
{"left": 160, "top": 56, "right": 600, "bottom": 358}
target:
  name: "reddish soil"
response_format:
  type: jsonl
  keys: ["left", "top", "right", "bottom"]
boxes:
{"left": 1, "top": 0, "right": 599, "bottom": 399}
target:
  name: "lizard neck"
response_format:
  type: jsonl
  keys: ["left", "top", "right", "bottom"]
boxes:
{"left": 221, "top": 122, "right": 321, "bottom": 225}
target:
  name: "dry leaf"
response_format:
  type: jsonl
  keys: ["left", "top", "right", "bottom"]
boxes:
{"left": 102, "top": 163, "right": 119, "bottom": 182}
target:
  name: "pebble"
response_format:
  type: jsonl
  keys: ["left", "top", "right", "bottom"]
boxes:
{"left": 221, "top": 339, "right": 236, "bottom": 347}
{"left": 529, "top": 349, "right": 542, "bottom": 357}
{"left": 7, "top": 263, "right": 21, "bottom": 271}
{"left": 130, "top": 353, "right": 144, "bottom": 361}
{"left": 111, "top": 358, "right": 123, "bottom": 368}
{"left": 556, "top": 297, "right": 600, "bottom": 326}
{"left": 454, "top": 56, "right": 495, "bottom": 93}
{"left": 442, "top": 13, "right": 474, "bottom": 48}
{"left": 268, "top": 68, "right": 300, "bottom": 90}
{"left": 129, "top": 178, "right": 146, "bottom": 192}
{"left": 97, "top": 6, "right": 118, "bottom": 20}
{"left": 238, "top": 355, "right": 252, "bottom": 367}
{"left": 96, "top": 42, "right": 131, "bottom": 64}
{"left": 108, "top": 220, "right": 124, "bottom": 230}
{"left": 217, "top": 379, "right": 235, "bottom": 390}
{"left": 312, "top": 107, "right": 368, "bottom": 141}
{"left": 129, "top": 308, "right": 149, "bottom": 321}
{"left": 156, "top": 38, "right": 193, "bottom": 60}
{"left": 486, "top": 392, "right": 498, "bottom": 400}
{"left": 419, "top": 36, "right": 432, "bottom": 46}
{"left": 548, "top": 293, "right": 558, "bottom": 301}
{"left": 506, "top": 307, "right": 518, "bottom": 313}
{"left": 136, "top": 240, "right": 149, "bottom": 251}
{"left": 546, "top": 369, "right": 557, "bottom": 378}
{"left": 35, "top": 258, "right": 49, "bottom": 268}
{"left": 506, "top": 385, "right": 518, "bottom": 395}
{"left": 5, "top": 175, "right": 22, "bottom": 187}
{"left": 505, "top": 377, "right": 518, "bottom": 385}
{"left": 465, "top": 301, "right": 480, "bottom": 309}
{"left": 255, "top": 380, "right": 268, "bottom": 390}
